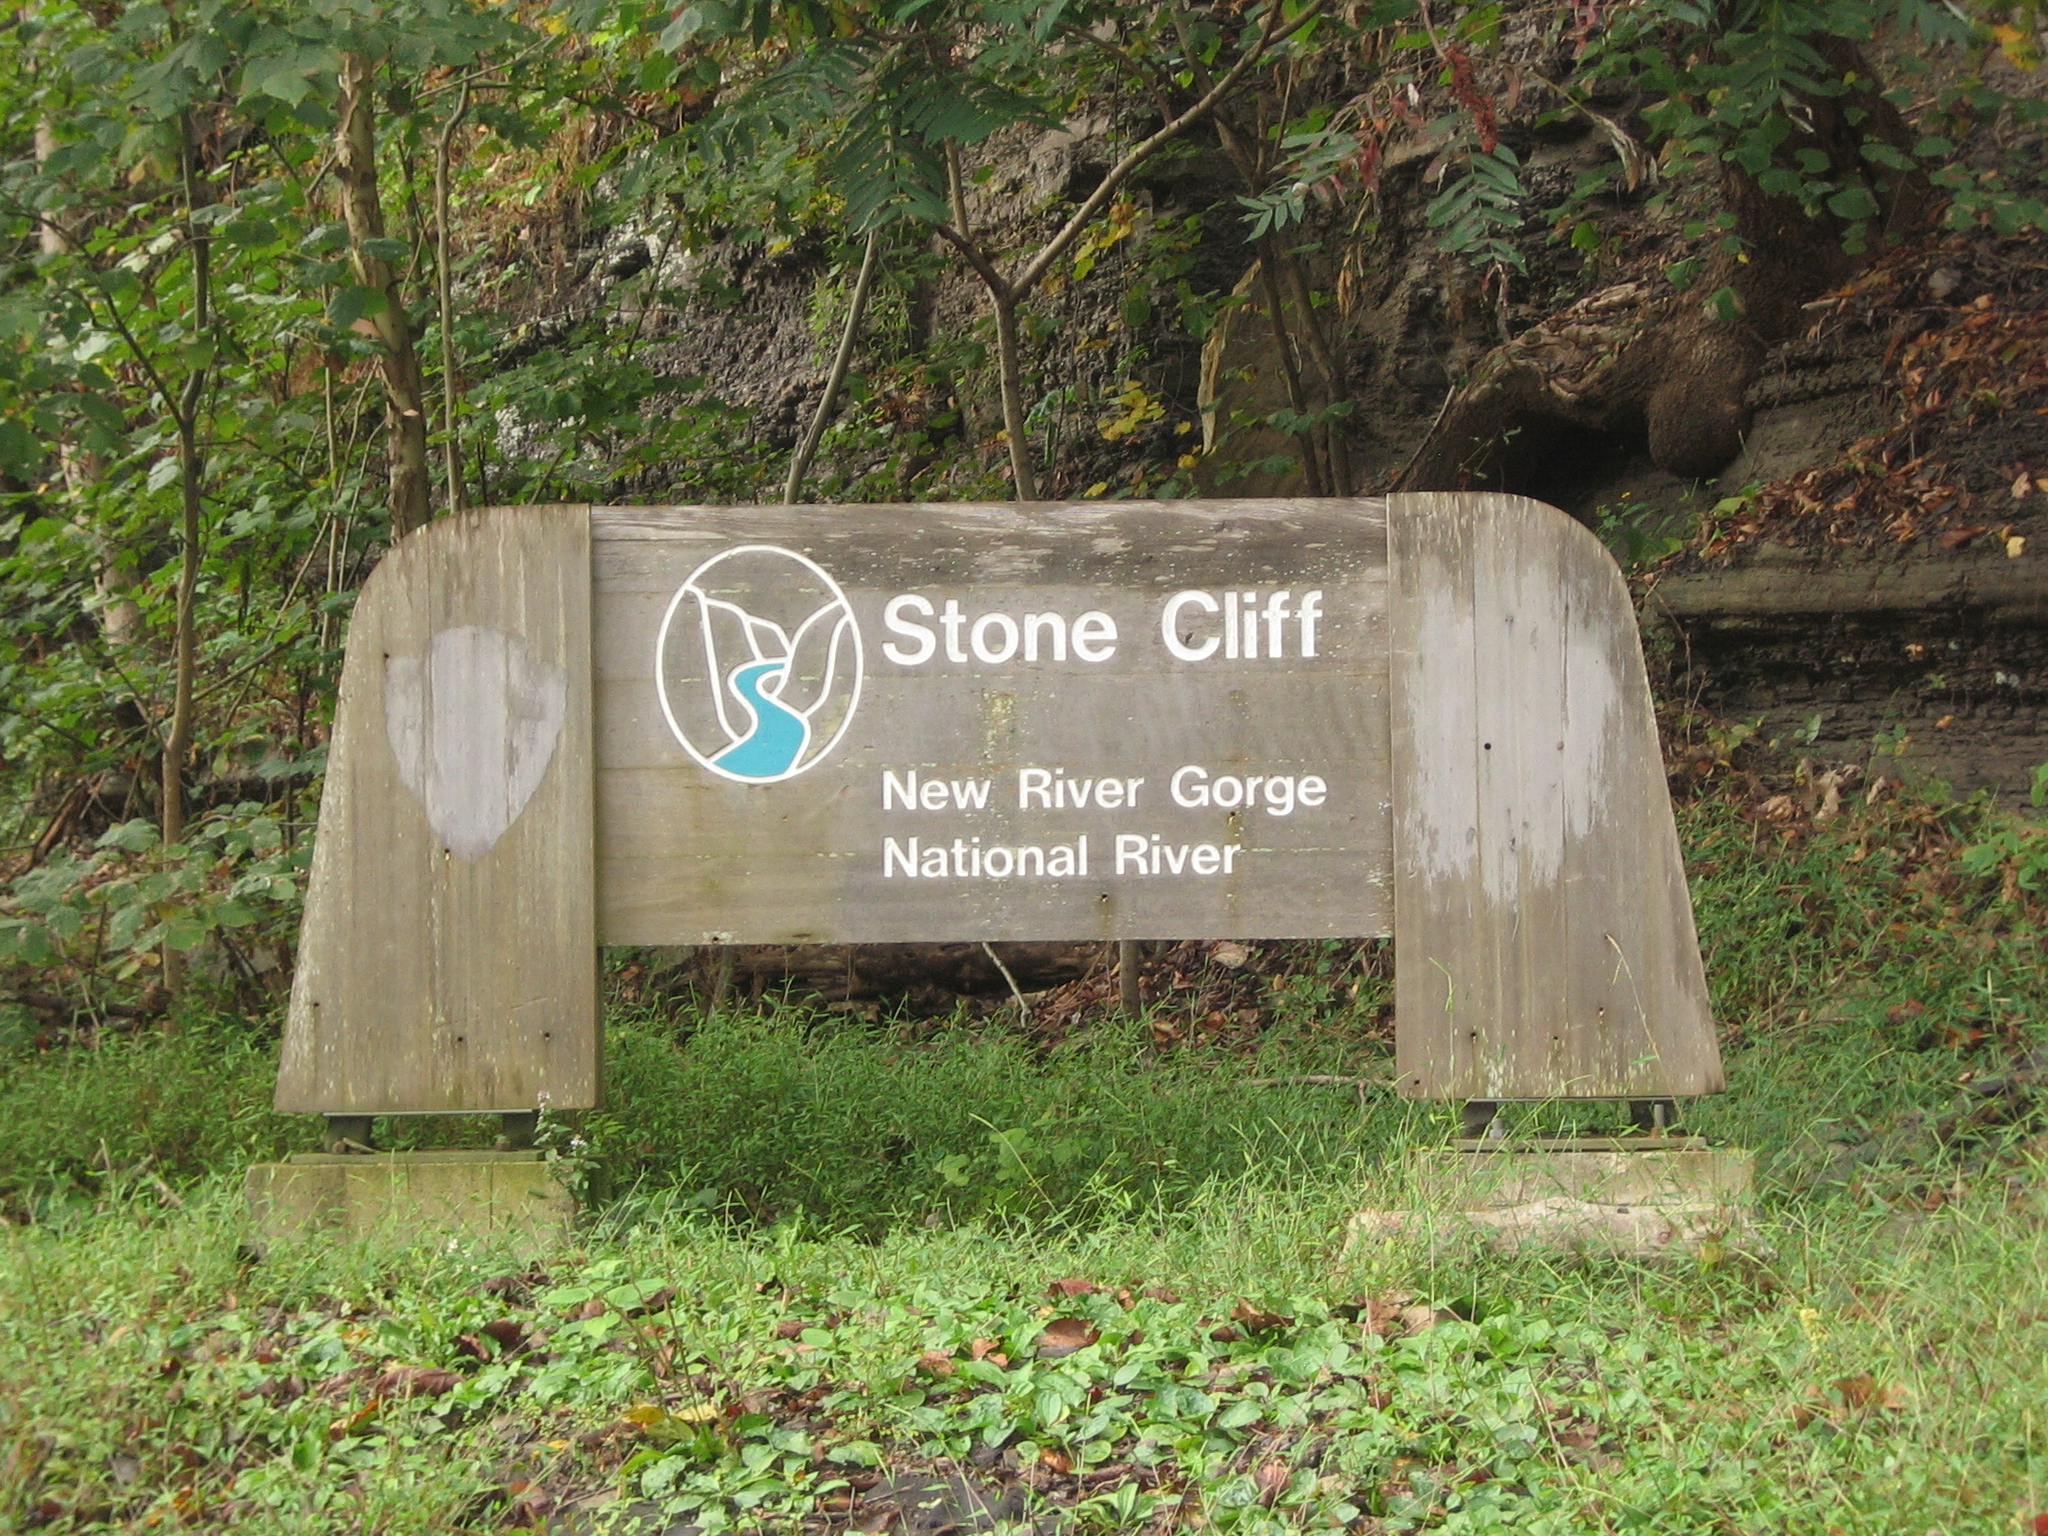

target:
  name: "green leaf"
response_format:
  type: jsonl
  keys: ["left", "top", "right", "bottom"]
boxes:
{"left": 161, "top": 917, "right": 210, "bottom": 951}
{"left": 325, "top": 286, "right": 389, "bottom": 327}
{"left": 0, "top": 419, "right": 42, "bottom": 475}
{"left": 1702, "top": 286, "right": 1744, "bottom": 323}
{"left": 99, "top": 820, "right": 162, "bottom": 853}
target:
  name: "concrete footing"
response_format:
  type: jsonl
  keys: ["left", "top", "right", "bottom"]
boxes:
{"left": 1349, "top": 1142, "right": 1755, "bottom": 1255}
{"left": 244, "top": 1150, "right": 574, "bottom": 1253}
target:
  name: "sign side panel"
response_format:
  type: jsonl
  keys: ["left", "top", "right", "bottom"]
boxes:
{"left": 277, "top": 504, "right": 597, "bottom": 1113}
{"left": 1391, "top": 492, "right": 1722, "bottom": 1098}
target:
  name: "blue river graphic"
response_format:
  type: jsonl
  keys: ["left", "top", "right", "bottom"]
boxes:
{"left": 711, "top": 660, "right": 809, "bottom": 779}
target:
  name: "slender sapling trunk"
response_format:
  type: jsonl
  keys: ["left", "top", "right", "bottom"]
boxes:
{"left": 338, "top": 51, "right": 432, "bottom": 539}
{"left": 784, "top": 229, "right": 881, "bottom": 503}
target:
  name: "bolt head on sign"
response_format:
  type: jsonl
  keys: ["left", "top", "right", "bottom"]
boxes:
{"left": 596, "top": 500, "right": 1392, "bottom": 946}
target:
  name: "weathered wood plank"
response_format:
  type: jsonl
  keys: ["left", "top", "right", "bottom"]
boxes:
{"left": 276, "top": 506, "right": 597, "bottom": 1114}
{"left": 1390, "top": 492, "right": 1721, "bottom": 1099}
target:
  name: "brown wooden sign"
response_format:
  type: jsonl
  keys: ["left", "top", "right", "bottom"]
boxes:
{"left": 596, "top": 500, "right": 1390, "bottom": 945}
{"left": 277, "top": 494, "right": 1722, "bottom": 1116}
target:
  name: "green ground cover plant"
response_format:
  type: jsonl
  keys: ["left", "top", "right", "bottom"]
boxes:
{"left": 2, "top": 777, "right": 2046, "bottom": 1531}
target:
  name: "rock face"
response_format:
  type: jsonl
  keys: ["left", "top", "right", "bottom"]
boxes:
{"left": 1654, "top": 542, "right": 2048, "bottom": 795}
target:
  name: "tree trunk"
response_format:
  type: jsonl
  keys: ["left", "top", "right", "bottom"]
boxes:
{"left": 784, "top": 230, "right": 881, "bottom": 503}
{"left": 338, "top": 51, "right": 431, "bottom": 540}
{"left": 1255, "top": 240, "right": 1330, "bottom": 496}
{"left": 434, "top": 86, "right": 470, "bottom": 517}
{"left": 161, "top": 120, "right": 213, "bottom": 993}
{"left": 991, "top": 294, "right": 1039, "bottom": 499}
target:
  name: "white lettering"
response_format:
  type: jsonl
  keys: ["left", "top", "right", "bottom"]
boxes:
{"left": 1071, "top": 611, "right": 1118, "bottom": 662}
{"left": 1115, "top": 834, "right": 1149, "bottom": 873}
{"left": 1161, "top": 591, "right": 1220, "bottom": 661}
{"left": 951, "top": 778, "right": 991, "bottom": 809}
{"left": 883, "top": 769, "right": 918, "bottom": 809}
{"left": 1299, "top": 589, "right": 1323, "bottom": 657}
{"left": 940, "top": 599, "right": 967, "bottom": 663}
{"left": 971, "top": 612, "right": 1019, "bottom": 665}
{"left": 1023, "top": 612, "right": 1066, "bottom": 661}
{"left": 882, "top": 837, "right": 1087, "bottom": 880}
{"left": 1018, "top": 768, "right": 1051, "bottom": 808}
{"left": 1263, "top": 590, "right": 1292, "bottom": 657}
{"left": 881, "top": 595, "right": 936, "bottom": 665}
{"left": 1163, "top": 765, "right": 1330, "bottom": 816}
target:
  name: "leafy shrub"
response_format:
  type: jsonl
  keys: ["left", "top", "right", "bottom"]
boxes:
{"left": 0, "top": 1016, "right": 309, "bottom": 1217}
{"left": 583, "top": 1009, "right": 1397, "bottom": 1231}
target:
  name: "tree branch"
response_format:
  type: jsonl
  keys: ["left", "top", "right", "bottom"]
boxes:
{"left": 1010, "top": 0, "right": 1331, "bottom": 301}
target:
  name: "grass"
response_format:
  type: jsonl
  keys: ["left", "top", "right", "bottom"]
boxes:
{"left": 3, "top": 1162, "right": 2045, "bottom": 1533}
{"left": 3, "top": 780, "right": 2047, "bottom": 1531}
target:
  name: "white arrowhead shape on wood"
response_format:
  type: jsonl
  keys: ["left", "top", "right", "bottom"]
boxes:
{"left": 385, "top": 626, "right": 568, "bottom": 862}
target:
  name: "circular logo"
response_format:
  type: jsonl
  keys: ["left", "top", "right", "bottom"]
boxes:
{"left": 655, "top": 545, "right": 863, "bottom": 784}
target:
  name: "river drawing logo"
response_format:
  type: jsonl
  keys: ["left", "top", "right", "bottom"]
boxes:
{"left": 656, "top": 545, "right": 862, "bottom": 783}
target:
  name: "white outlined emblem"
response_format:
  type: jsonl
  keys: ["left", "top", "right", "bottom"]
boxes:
{"left": 655, "top": 545, "right": 863, "bottom": 783}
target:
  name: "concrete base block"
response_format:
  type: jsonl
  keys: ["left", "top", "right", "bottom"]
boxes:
{"left": 245, "top": 1150, "right": 574, "bottom": 1253}
{"left": 1349, "top": 1144, "right": 1755, "bottom": 1255}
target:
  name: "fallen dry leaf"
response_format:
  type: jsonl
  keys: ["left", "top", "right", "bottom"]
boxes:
{"left": 1047, "top": 1278, "right": 1103, "bottom": 1298}
{"left": 1230, "top": 1299, "right": 1293, "bottom": 1334}
{"left": 1399, "top": 1304, "right": 1441, "bottom": 1336}
{"left": 1040, "top": 1446, "right": 1073, "bottom": 1473}
{"left": 1834, "top": 1373, "right": 1908, "bottom": 1411}
{"left": 625, "top": 1285, "right": 676, "bottom": 1317}
{"left": 1036, "top": 1316, "right": 1100, "bottom": 1359}
{"left": 916, "top": 1348, "right": 956, "bottom": 1375}
{"left": 1255, "top": 1458, "right": 1290, "bottom": 1503}
{"left": 1940, "top": 524, "right": 1988, "bottom": 549}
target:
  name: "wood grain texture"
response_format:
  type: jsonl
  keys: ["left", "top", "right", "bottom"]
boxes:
{"left": 276, "top": 505, "right": 598, "bottom": 1114}
{"left": 1388, "top": 492, "right": 1722, "bottom": 1099}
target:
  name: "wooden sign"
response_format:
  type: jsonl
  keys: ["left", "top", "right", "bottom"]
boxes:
{"left": 597, "top": 500, "right": 1390, "bottom": 944}
{"left": 277, "top": 494, "right": 1722, "bottom": 1115}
